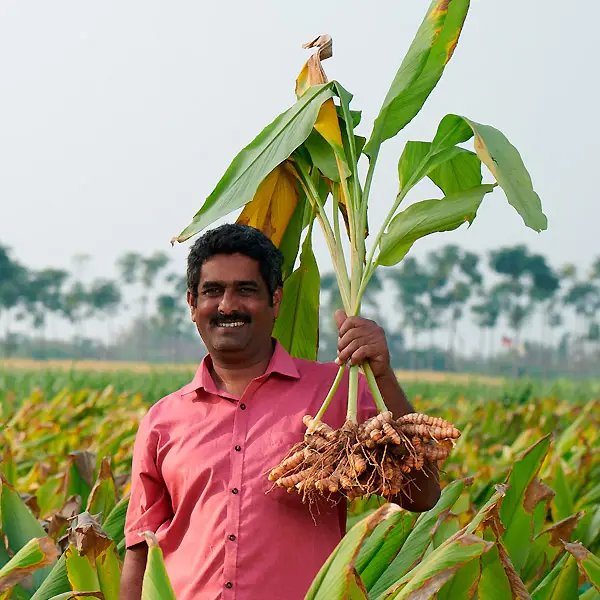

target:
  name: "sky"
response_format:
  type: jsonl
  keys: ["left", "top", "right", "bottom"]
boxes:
{"left": 1, "top": 0, "right": 598, "bottom": 288}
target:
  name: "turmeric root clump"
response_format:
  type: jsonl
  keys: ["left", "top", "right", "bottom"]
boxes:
{"left": 267, "top": 412, "right": 460, "bottom": 505}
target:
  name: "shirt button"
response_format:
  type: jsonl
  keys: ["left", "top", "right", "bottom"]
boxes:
{"left": 232, "top": 488, "right": 239, "bottom": 494}
{"left": 240, "top": 403, "right": 246, "bottom": 410}
{"left": 229, "top": 534, "right": 236, "bottom": 541}
{"left": 234, "top": 445, "right": 241, "bottom": 452}
{"left": 225, "top": 582, "right": 233, "bottom": 589}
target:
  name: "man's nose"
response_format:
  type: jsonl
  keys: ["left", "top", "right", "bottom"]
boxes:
{"left": 218, "top": 288, "right": 238, "bottom": 313}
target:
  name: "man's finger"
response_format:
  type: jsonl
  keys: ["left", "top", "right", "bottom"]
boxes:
{"left": 334, "top": 309, "right": 347, "bottom": 331}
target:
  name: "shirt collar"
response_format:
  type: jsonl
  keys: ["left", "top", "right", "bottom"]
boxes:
{"left": 180, "top": 339, "right": 300, "bottom": 397}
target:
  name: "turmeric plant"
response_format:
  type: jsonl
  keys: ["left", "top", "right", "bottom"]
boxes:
{"left": 171, "top": 0, "right": 547, "bottom": 503}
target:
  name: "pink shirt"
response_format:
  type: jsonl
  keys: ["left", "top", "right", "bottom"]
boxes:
{"left": 124, "top": 340, "right": 377, "bottom": 600}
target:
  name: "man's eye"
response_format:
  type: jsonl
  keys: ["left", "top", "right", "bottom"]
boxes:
{"left": 239, "top": 287, "right": 256, "bottom": 294}
{"left": 203, "top": 288, "right": 221, "bottom": 296}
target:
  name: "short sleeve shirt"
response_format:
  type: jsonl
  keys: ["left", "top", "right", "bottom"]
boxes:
{"left": 124, "top": 340, "right": 378, "bottom": 600}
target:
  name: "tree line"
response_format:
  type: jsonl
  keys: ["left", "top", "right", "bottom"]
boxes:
{"left": 1, "top": 242, "right": 599, "bottom": 376}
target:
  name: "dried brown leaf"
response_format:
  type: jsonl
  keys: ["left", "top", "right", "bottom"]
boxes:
{"left": 523, "top": 478, "right": 555, "bottom": 513}
{"left": 67, "top": 512, "right": 112, "bottom": 560}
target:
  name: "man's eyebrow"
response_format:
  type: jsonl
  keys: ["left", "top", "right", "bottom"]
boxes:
{"left": 200, "top": 280, "right": 259, "bottom": 288}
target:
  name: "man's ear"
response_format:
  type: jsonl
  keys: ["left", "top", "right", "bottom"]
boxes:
{"left": 186, "top": 290, "right": 196, "bottom": 321}
{"left": 272, "top": 286, "right": 283, "bottom": 319}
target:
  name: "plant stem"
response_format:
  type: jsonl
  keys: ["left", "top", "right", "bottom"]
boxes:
{"left": 292, "top": 157, "right": 352, "bottom": 311}
{"left": 362, "top": 362, "right": 389, "bottom": 412}
{"left": 307, "top": 364, "right": 346, "bottom": 433}
{"left": 346, "top": 365, "right": 360, "bottom": 422}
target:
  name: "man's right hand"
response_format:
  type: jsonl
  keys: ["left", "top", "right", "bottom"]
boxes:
{"left": 120, "top": 543, "right": 148, "bottom": 600}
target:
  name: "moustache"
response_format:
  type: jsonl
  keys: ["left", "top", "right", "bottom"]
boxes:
{"left": 211, "top": 311, "right": 252, "bottom": 326}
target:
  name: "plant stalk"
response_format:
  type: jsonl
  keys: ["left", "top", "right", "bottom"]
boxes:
{"left": 362, "top": 362, "right": 389, "bottom": 412}
{"left": 346, "top": 365, "right": 360, "bottom": 422}
{"left": 307, "top": 364, "right": 346, "bottom": 433}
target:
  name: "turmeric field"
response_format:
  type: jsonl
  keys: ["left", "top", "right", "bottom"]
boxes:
{"left": 1, "top": 374, "right": 599, "bottom": 598}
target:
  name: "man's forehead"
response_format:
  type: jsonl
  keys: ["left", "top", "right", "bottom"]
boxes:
{"left": 199, "top": 253, "right": 262, "bottom": 282}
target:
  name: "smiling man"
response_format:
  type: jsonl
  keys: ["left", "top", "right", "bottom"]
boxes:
{"left": 120, "top": 224, "right": 440, "bottom": 600}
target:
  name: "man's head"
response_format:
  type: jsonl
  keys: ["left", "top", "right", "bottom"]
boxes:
{"left": 186, "top": 224, "right": 284, "bottom": 360}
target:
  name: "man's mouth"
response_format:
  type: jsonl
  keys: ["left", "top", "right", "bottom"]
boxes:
{"left": 216, "top": 321, "right": 247, "bottom": 328}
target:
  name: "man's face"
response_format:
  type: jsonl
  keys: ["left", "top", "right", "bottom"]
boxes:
{"left": 187, "top": 253, "right": 282, "bottom": 359}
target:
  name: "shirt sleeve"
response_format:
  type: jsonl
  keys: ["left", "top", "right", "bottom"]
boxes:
{"left": 357, "top": 371, "right": 380, "bottom": 423}
{"left": 124, "top": 411, "right": 173, "bottom": 548}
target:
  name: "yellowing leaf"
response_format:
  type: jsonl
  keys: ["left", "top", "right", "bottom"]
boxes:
{"left": 236, "top": 162, "right": 299, "bottom": 247}
{"left": 296, "top": 35, "right": 346, "bottom": 158}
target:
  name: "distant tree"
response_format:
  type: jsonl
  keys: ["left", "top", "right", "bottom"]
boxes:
{"left": 0, "top": 245, "right": 28, "bottom": 355}
{"left": 88, "top": 279, "right": 122, "bottom": 355}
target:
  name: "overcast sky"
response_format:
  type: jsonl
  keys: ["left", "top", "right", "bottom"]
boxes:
{"left": 1, "top": 0, "right": 597, "bottom": 286}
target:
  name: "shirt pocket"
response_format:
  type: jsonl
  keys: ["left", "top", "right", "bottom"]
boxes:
{"left": 262, "top": 431, "right": 306, "bottom": 506}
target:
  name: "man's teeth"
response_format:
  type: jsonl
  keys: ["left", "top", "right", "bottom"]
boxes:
{"left": 218, "top": 321, "right": 246, "bottom": 328}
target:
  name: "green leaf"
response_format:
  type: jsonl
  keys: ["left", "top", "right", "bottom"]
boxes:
{"left": 86, "top": 458, "right": 117, "bottom": 524}
{"left": 378, "top": 184, "right": 495, "bottom": 266}
{"left": 141, "top": 533, "right": 176, "bottom": 600}
{"left": 436, "top": 557, "right": 481, "bottom": 600}
{"left": 0, "top": 538, "right": 58, "bottom": 595}
{"left": 306, "top": 504, "right": 401, "bottom": 600}
{"left": 369, "top": 479, "right": 469, "bottom": 598}
{"left": 431, "top": 114, "right": 548, "bottom": 232}
{"left": 272, "top": 231, "right": 320, "bottom": 360}
{"left": 64, "top": 452, "right": 95, "bottom": 510}
{"left": 304, "top": 130, "right": 350, "bottom": 182}
{"left": 477, "top": 544, "right": 513, "bottom": 600}
{"left": 500, "top": 435, "right": 552, "bottom": 573}
{"left": 0, "top": 474, "right": 51, "bottom": 590}
{"left": 278, "top": 192, "right": 310, "bottom": 280}
{"left": 44, "top": 593, "right": 102, "bottom": 600}
{"left": 356, "top": 511, "right": 418, "bottom": 591}
{"left": 551, "top": 461, "right": 575, "bottom": 522}
{"left": 172, "top": 82, "right": 335, "bottom": 243}
{"left": 96, "top": 544, "right": 121, "bottom": 600}
{"left": 365, "top": 0, "right": 470, "bottom": 157}
{"left": 380, "top": 532, "right": 493, "bottom": 600}
{"left": 429, "top": 148, "right": 482, "bottom": 195}
{"left": 30, "top": 555, "right": 70, "bottom": 600}
{"left": 65, "top": 546, "right": 100, "bottom": 593}
{"left": 564, "top": 542, "right": 600, "bottom": 592}
{"left": 102, "top": 495, "right": 129, "bottom": 547}
{"left": 532, "top": 552, "right": 579, "bottom": 600}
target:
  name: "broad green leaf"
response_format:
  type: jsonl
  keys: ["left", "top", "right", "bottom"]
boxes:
{"left": 380, "top": 533, "right": 492, "bottom": 600}
{"left": 555, "top": 400, "right": 596, "bottom": 457}
{"left": 103, "top": 495, "right": 129, "bottom": 547}
{"left": 436, "top": 557, "right": 481, "bottom": 600}
{"left": 64, "top": 452, "right": 95, "bottom": 509}
{"left": 306, "top": 504, "right": 400, "bottom": 600}
{"left": 96, "top": 544, "right": 120, "bottom": 600}
{"left": 44, "top": 593, "right": 102, "bottom": 599}
{"left": 172, "top": 82, "right": 335, "bottom": 243}
{"left": 398, "top": 141, "right": 481, "bottom": 196}
{"left": 369, "top": 479, "right": 468, "bottom": 598}
{"left": 86, "top": 457, "right": 117, "bottom": 524}
{"left": 356, "top": 511, "right": 418, "bottom": 591}
{"left": 304, "top": 131, "right": 350, "bottom": 182}
{"left": 36, "top": 475, "right": 64, "bottom": 518}
{"left": 378, "top": 184, "right": 495, "bottom": 266}
{"left": 65, "top": 546, "right": 100, "bottom": 592}
{"left": 365, "top": 0, "right": 470, "bottom": 157}
{"left": 30, "top": 555, "right": 70, "bottom": 600}
{"left": 0, "top": 474, "right": 51, "bottom": 589}
{"left": 278, "top": 191, "right": 310, "bottom": 280}
{"left": 532, "top": 553, "right": 579, "bottom": 600}
{"left": 500, "top": 435, "right": 552, "bottom": 573}
{"left": 141, "top": 532, "right": 176, "bottom": 600}
{"left": 564, "top": 542, "right": 600, "bottom": 592}
{"left": 272, "top": 231, "right": 320, "bottom": 360}
{"left": 477, "top": 544, "right": 513, "bottom": 600}
{"left": 431, "top": 114, "right": 548, "bottom": 232}
{"left": 235, "top": 162, "right": 301, "bottom": 247}
{"left": 0, "top": 538, "right": 58, "bottom": 595}
{"left": 580, "top": 588, "right": 600, "bottom": 600}
{"left": 551, "top": 461, "right": 575, "bottom": 522}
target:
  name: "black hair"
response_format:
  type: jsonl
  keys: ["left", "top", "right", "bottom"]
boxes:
{"left": 187, "top": 224, "right": 283, "bottom": 306}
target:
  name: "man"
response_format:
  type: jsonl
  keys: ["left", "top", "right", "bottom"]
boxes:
{"left": 120, "top": 224, "right": 440, "bottom": 600}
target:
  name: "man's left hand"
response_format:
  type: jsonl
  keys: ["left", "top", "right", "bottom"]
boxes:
{"left": 334, "top": 310, "right": 392, "bottom": 378}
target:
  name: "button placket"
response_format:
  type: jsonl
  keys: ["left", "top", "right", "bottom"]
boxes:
{"left": 222, "top": 387, "right": 255, "bottom": 596}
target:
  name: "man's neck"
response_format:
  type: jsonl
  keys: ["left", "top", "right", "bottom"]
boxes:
{"left": 209, "top": 345, "right": 274, "bottom": 398}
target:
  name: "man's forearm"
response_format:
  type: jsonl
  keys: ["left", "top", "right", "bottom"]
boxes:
{"left": 375, "top": 367, "right": 441, "bottom": 512}
{"left": 374, "top": 367, "right": 414, "bottom": 418}
{"left": 120, "top": 545, "right": 148, "bottom": 600}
